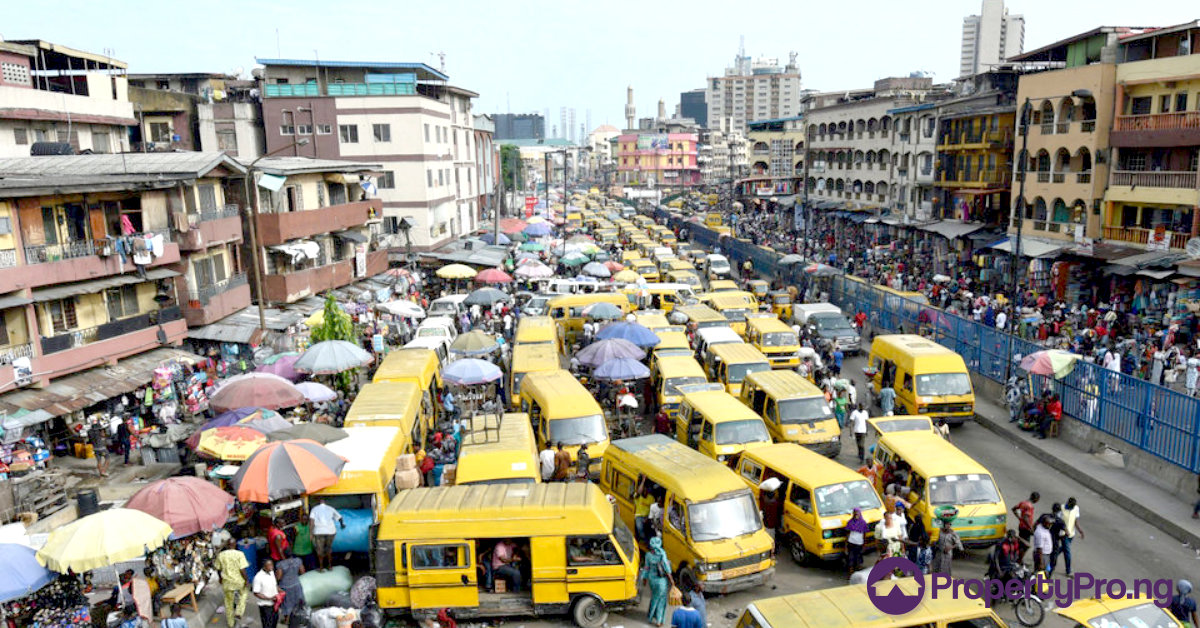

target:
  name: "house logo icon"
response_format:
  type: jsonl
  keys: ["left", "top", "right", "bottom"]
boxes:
{"left": 866, "top": 557, "right": 925, "bottom": 615}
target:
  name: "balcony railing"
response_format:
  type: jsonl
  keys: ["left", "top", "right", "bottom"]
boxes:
{"left": 1114, "top": 111, "right": 1200, "bottom": 132}
{"left": 24, "top": 240, "right": 95, "bottom": 264}
{"left": 188, "top": 273, "right": 249, "bottom": 304}
{"left": 1077, "top": 173, "right": 1092, "bottom": 184}
{"left": 1040, "top": 123, "right": 1055, "bottom": 135}
{"left": 40, "top": 306, "right": 182, "bottom": 355}
{"left": 1103, "top": 225, "right": 1191, "bottom": 249}
{"left": 1052, "top": 173, "right": 1066, "bottom": 183}
{"left": 1037, "top": 172, "right": 1051, "bottom": 183}
{"left": 1111, "top": 170, "right": 1198, "bottom": 189}
{"left": 0, "top": 342, "right": 33, "bottom": 366}
{"left": 1056, "top": 123, "right": 1070, "bottom": 134}
{"left": 198, "top": 204, "right": 241, "bottom": 222}
{"left": 1081, "top": 120, "right": 1096, "bottom": 133}
{"left": 0, "top": 249, "right": 16, "bottom": 268}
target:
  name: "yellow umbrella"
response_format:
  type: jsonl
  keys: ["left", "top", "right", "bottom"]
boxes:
{"left": 526, "top": 216, "right": 548, "bottom": 225}
{"left": 612, "top": 269, "right": 641, "bottom": 283}
{"left": 436, "top": 264, "right": 478, "bottom": 280}
{"left": 197, "top": 426, "right": 268, "bottom": 461}
{"left": 37, "top": 508, "right": 172, "bottom": 573}
{"left": 303, "top": 310, "right": 324, "bottom": 327}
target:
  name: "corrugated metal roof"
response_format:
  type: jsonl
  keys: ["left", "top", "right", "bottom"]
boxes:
{"left": 0, "top": 347, "right": 200, "bottom": 418}
{"left": 30, "top": 268, "right": 179, "bottom": 302}
{"left": 0, "top": 152, "right": 245, "bottom": 177}
{"left": 0, "top": 293, "right": 32, "bottom": 309}
{"left": 248, "top": 157, "right": 383, "bottom": 176}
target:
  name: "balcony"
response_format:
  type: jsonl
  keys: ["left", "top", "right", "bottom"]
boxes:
{"left": 1, "top": 236, "right": 180, "bottom": 294}
{"left": 937, "top": 169, "right": 1010, "bottom": 188}
{"left": 1077, "top": 173, "right": 1092, "bottom": 184}
{"left": 1106, "top": 170, "right": 1200, "bottom": 205}
{"left": 1102, "top": 225, "right": 1190, "bottom": 250}
{"left": 255, "top": 200, "right": 382, "bottom": 246}
{"left": 0, "top": 342, "right": 34, "bottom": 366}
{"left": 181, "top": 273, "right": 251, "bottom": 327}
{"left": 1112, "top": 112, "right": 1200, "bottom": 147}
{"left": 262, "top": 249, "right": 387, "bottom": 304}
{"left": 37, "top": 307, "right": 186, "bottom": 381}
{"left": 1110, "top": 170, "right": 1198, "bottom": 189}
{"left": 939, "top": 129, "right": 1011, "bottom": 149}
{"left": 0, "top": 250, "right": 16, "bottom": 269}
{"left": 263, "top": 82, "right": 416, "bottom": 98}
{"left": 179, "top": 205, "right": 244, "bottom": 251}
{"left": 916, "top": 167, "right": 934, "bottom": 184}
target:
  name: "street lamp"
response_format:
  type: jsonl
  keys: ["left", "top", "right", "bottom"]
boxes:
{"left": 243, "top": 137, "right": 311, "bottom": 331}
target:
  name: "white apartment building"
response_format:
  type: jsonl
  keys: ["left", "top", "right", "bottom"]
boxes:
{"left": 0, "top": 40, "right": 134, "bottom": 157}
{"left": 888, "top": 103, "right": 941, "bottom": 220}
{"left": 960, "top": 0, "right": 1025, "bottom": 77}
{"left": 257, "top": 59, "right": 484, "bottom": 252}
{"left": 706, "top": 52, "right": 803, "bottom": 133}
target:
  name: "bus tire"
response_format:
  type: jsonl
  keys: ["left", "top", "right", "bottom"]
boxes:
{"left": 676, "top": 565, "right": 697, "bottom": 593}
{"left": 787, "top": 534, "right": 808, "bottom": 565}
{"left": 572, "top": 595, "right": 607, "bottom": 628}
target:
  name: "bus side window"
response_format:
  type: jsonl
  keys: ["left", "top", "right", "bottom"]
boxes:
{"left": 701, "top": 420, "right": 714, "bottom": 444}
{"left": 739, "top": 459, "right": 762, "bottom": 483}
{"left": 764, "top": 399, "right": 778, "bottom": 425}
{"left": 902, "top": 373, "right": 913, "bottom": 392}
{"left": 667, "top": 500, "right": 685, "bottom": 532}
{"left": 789, "top": 485, "right": 812, "bottom": 513}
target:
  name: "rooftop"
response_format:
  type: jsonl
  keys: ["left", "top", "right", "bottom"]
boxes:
{"left": 0, "top": 152, "right": 245, "bottom": 177}
{"left": 1007, "top": 26, "right": 1156, "bottom": 63}
{"left": 255, "top": 57, "right": 448, "bottom": 82}
{"left": 246, "top": 156, "right": 383, "bottom": 176}
{"left": 6, "top": 39, "right": 126, "bottom": 70}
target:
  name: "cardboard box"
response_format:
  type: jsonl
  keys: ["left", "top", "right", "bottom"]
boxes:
{"left": 493, "top": 579, "right": 506, "bottom": 593}
{"left": 441, "top": 463, "right": 456, "bottom": 484}
{"left": 396, "top": 453, "right": 417, "bottom": 470}
{"left": 395, "top": 468, "right": 421, "bottom": 490}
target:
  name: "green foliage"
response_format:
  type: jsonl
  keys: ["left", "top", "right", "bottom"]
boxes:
{"left": 500, "top": 144, "right": 524, "bottom": 191}
{"left": 310, "top": 294, "right": 357, "bottom": 393}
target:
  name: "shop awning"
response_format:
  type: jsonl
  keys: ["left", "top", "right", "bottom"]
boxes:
{"left": 30, "top": 268, "right": 179, "bottom": 302}
{"left": 1110, "top": 250, "right": 1188, "bottom": 269}
{"left": 0, "top": 347, "right": 200, "bottom": 418}
{"left": 333, "top": 230, "right": 369, "bottom": 243}
{"left": 1065, "top": 242, "right": 1141, "bottom": 261}
{"left": 1102, "top": 264, "right": 1139, "bottom": 276}
{"left": 864, "top": 217, "right": 881, "bottom": 224}
{"left": 1177, "top": 264, "right": 1200, "bottom": 278}
{"left": 920, "top": 220, "right": 986, "bottom": 240}
{"left": 1138, "top": 269, "right": 1175, "bottom": 279}
{"left": 0, "top": 293, "right": 32, "bottom": 309}
{"left": 989, "top": 238, "right": 1066, "bottom": 258}
{"left": 774, "top": 195, "right": 797, "bottom": 208}
{"left": 847, "top": 213, "right": 870, "bottom": 223}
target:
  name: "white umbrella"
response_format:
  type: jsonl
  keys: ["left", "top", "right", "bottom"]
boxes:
{"left": 376, "top": 300, "right": 425, "bottom": 319}
{"left": 295, "top": 340, "right": 374, "bottom": 375}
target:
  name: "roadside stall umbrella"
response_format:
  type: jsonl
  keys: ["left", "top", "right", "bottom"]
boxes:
{"left": 1020, "top": 350, "right": 1080, "bottom": 379}
{"left": 475, "top": 268, "right": 514, "bottom": 284}
{"left": 450, "top": 330, "right": 501, "bottom": 356}
{"left": 184, "top": 408, "right": 280, "bottom": 449}
{"left": 196, "top": 425, "right": 268, "bottom": 461}
{"left": 515, "top": 252, "right": 541, "bottom": 263}
{"left": 575, "top": 338, "right": 646, "bottom": 368}
{"left": 239, "top": 414, "right": 294, "bottom": 434}
{"left": 125, "top": 477, "right": 235, "bottom": 539}
{"left": 514, "top": 262, "right": 553, "bottom": 279}
{"left": 295, "top": 381, "right": 337, "bottom": 403}
{"left": 463, "top": 287, "right": 510, "bottom": 307}
{"left": 376, "top": 300, "right": 425, "bottom": 319}
{"left": 519, "top": 241, "right": 546, "bottom": 252}
{"left": 526, "top": 216, "right": 548, "bottom": 225}
{"left": 443, "top": 358, "right": 503, "bottom": 386}
{"left": 295, "top": 340, "right": 374, "bottom": 375}
{"left": 603, "top": 260, "right": 625, "bottom": 273}
{"left": 778, "top": 254, "right": 805, "bottom": 266}
{"left": 507, "top": 231, "right": 527, "bottom": 243}
{"left": 231, "top": 439, "right": 347, "bottom": 503}
{"left": 499, "top": 218, "right": 528, "bottom": 234}
{"left": 0, "top": 544, "right": 56, "bottom": 603}
{"left": 582, "top": 261, "right": 611, "bottom": 278}
{"left": 596, "top": 321, "right": 661, "bottom": 348}
{"left": 479, "top": 232, "right": 511, "bottom": 246}
{"left": 260, "top": 351, "right": 300, "bottom": 365}
{"left": 560, "top": 252, "right": 590, "bottom": 267}
{"left": 582, "top": 302, "right": 624, "bottom": 321}
{"left": 524, "top": 222, "right": 554, "bottom": 237}
{"left": 612, "top": 269, "right": 641, "bottom": 283}
{"left": 436, "top": 263, "right": 478, "bottom": 280}
{"left": 266, "top": 423, "right": 348, "bottom": 444}
{"left": 804, "top": 262, "right": 843, "bottom": 277}
{"left": 255, "top": 353, "right": 303, "bottom": 381}
{"left": 568, "top": 234, "right": 595, "bottom": 243}
{"left": 209, "top": 373, "right": 306, "bottom": 412}
{"left": 593, "top": 358, "right": 652, "bottom": 381}
{"left": 36, "top": 509, "right": 172, "bottom": 573}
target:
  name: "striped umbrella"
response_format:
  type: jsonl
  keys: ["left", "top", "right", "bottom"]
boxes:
{"left": 231, "top": 439, "right": 347, "bottom": 503}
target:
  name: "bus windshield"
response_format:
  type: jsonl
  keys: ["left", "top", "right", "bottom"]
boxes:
{"left": 777, "top": 398, "right": 834, "bottom": 424}
{"left": 929, "top": 474, "right": 1001, "bottom": 505}
{"left": 714, "top": 419, "right": 770, "bottom": 445}
{"left": 761, "top": 332, "right": 798, "bottom": 347}
{"left": 814, "top": 481, "right": 883, "bottom": 516}
{"left": 547, "top": 414, "right": 608, "bottom": 446}
{"left": 689, "top": 493, "right": 761, "bottom": 542}
{"left": 917, "top": 373, "right": 972, "bottom": 396}
{"left": 727, "top": 362, "right": 771, "bottom": 384}
{"left": 665, "top": 376, "right": 708, "bottom": 396}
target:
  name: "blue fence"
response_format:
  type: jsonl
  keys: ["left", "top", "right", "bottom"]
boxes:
{"left": 828, "top": 275, "right": 1200, "bottom": 474}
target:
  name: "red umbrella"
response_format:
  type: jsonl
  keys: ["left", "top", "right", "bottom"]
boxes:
{"left": 209, "top": 373, "right": 305, "bottom": 412}
{"left": 499, "top": 218, "right": 528, "bottom": 234}
{"left": 604, "top": 260, "right": 624, "bottom": 273}
{"left": 474, "top": 268, "right": 513, "bottom": 284}
{"left": 231, "top": 440, "right": 346, "bottom": 503}
{"left": 125, "top": 477, "right": 234, "bottom": 538}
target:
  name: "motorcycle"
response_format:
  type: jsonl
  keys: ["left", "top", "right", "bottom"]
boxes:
{"left": 991, "top": 563, "right": 1046, "bottom": 626}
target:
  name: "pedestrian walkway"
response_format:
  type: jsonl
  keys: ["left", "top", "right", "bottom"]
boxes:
{"left": 970, "top": 387, "right": 1200, "bottom": 550}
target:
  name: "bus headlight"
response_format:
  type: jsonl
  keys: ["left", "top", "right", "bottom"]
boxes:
{"left": 716, "top": 455, "right": 727, "bottom": 462}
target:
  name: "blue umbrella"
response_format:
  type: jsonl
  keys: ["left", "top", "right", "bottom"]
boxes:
{"left": 524, "top": 222, "right": 553, "bottom": 237}
{"left": 480, "top": 232, "right": 511, "bottom": 245}
{"left": 596, "top": 322, "right": 660, "bottom": 348}
{"left": 0, "top": 543, "right": 56, "bottom": 603}
{"left": 443, "top": 359, "right": 503, "bottom": 386}
{"left": 593, "top": 358, "right": 651, "bottom": 381}
{"left": 576, "top": 338, "right": 646, "bottom": 368}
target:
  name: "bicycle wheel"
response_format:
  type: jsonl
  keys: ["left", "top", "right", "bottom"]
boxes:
{"left": 1014, "top": 595, "right": 1045, "bottom": 627}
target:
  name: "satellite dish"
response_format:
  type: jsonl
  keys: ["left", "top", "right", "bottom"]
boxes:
{"left": 1186, "top": 238, "right": 1200, "bottom": 259}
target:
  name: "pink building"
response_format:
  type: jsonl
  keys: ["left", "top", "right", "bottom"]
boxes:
{"left": 616, "top": 132, "right": 700, "bottom": 187}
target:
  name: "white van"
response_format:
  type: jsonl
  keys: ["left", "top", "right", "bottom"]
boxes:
{"left": 403, "top": 336, "right": 450, "bottom": 363}
{"left": 794, "top": 303, "right": 860, "bottom": 354}
{"left": 415, "top": 316, "right": 459, "bottom": 345}
{"left": 700, "top": 254, "right": 731, "bottom": 278}
{"left": 693, "top": 326, "right": 744, "bottom": 372}
{"left": 428, "top": 294, "right": 469, "bottom": 318}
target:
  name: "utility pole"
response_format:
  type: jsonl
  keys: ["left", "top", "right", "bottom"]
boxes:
{"left": 244, "top": 137, "right": 310, "bottom": 331}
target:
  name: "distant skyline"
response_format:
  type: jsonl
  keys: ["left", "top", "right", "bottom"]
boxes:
{"left": 1, "top": 0, "right": 1191, "bottom": 130}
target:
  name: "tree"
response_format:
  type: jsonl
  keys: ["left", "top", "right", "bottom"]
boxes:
{"left": 309, "top": 293, "right": 357, "bottom": 393}
{"left": 500, "top": 144, "right": 524, "bottom": 191}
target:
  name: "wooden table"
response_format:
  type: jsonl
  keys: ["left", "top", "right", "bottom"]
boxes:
{"left": 159, "top": 582, "right": 199, "bottom": 615}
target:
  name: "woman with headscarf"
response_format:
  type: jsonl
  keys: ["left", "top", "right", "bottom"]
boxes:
{"left": 274, "top": 547, "right": 306, "bottom": 625}
{"left": 1171, "top": 580, "right": 1198, "bottom": 628}
{"left": 639, "top": 536, "right": 675, "bottom": 627}
{"left": 845, "top": 508, "right": 870, "bottom": 579}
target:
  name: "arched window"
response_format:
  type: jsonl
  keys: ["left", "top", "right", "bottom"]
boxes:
{"left": 1034, "top": 198, "right": 1048, "bottom": 221}
{"left": 1052, "top": 198, "right": 1070, "bottom": 223}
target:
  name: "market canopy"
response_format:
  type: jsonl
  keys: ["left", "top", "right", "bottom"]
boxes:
{"left": 196, "top": 425, "right": 268, "bottom": 461}
{"left": 209, "top": 373, "right": 306, "bottom": 412}
{"left": 375, "top": 299, "right": 425, "bottom": 319}
{"left": 125, "top": 477, "right": 235, "bottom": 539}
{"left": 443, "top": 359, "right": 502, "bottom": 386}
{"left": 295, "top": 340, "right": 374, "bottom": 375}
{"left": 37, "top": 508, "right": 172, "bottom": 573}
{"left": 435, "top": 264, "right": 478, "bottom": 280}
{"left": 232, "top": 439, "right": 347, "bottom": 503}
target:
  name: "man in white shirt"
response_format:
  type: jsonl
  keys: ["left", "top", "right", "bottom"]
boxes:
{"left": 995, "top": 309, "right": 1008, "bottom": 331}
{"left": 252, "top": 558, "right": 279, "bottom": 628}
{"left": 309, "top": 502, "right": 344, "bottom": 571}
{"left": 539, "top": 445, "right": 556, "bottom": 482}
{"left": 849, "top": 404, "right": 869, "bottom": 464}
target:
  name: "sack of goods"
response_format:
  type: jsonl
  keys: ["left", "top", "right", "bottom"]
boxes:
{"left": 395, "top": 467, "right": 421, "bottom": 490}
{"left": 396, "top": 453, "right": 417, "bottom": 470}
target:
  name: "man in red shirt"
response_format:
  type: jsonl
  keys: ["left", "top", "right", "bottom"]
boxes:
{"left": 266, "top": 518, "right": 289, "bottom": 562}
{"left": 1011, "top": 492, "right": 1039, "bottom": 561}
{"left": 1038, "top": 394, "right": 1062, "bottom": 439}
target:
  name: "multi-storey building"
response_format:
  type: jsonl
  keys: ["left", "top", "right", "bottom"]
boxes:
{"left": 615, "top": 132, "right": 700, "bottom": 189}
{"left": 492, "top": 113, "right": 544, "bottom": 141}
{"left": 256, "top": 58, "right": 482, "bottom": 253}
{"left": 1101, "top": 22, "right": 1200, "bottom": 253}
{"left": 196, "top": 79, "right": 265, "bottom": 161}
{"left": 934, "top": 71, "right": 1019, "bottom": 226}
{"left": 960, "top": 0, "right": 1025, "bottom": 77}
{"left": 473, "top": 115, "right": 497, "bottom": 222}
{"left": 0, "top": 40, "right": 135, "bottom": 157}
{"left": 127, "top": 73, "right": 237, "bottom": 152}
{"left": 680, "top": 89, "right": 707, "bottom": 128}
{"left": 887, "top": 103, "right": 940, "bottom": 220}
{"left": 742, "top": 116, "right": 804, "bottom": 196}
{"left": 706, "top": 52, "right": 803, "bottom": 133}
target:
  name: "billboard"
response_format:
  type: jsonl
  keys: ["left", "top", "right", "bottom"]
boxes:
{"left": 636, "top": 134, "right": 669, "bottom": 150}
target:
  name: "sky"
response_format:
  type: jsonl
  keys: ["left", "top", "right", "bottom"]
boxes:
{"left": 1, "top": 0, "right": 1193, "bottom": 133}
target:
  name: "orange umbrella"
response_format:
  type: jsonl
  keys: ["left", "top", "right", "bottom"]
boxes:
{"left": 231, "top": 440, "right": 346, "bottom": 503}
{"left": 196, "top": 426, "right": 267, "bottom": 461}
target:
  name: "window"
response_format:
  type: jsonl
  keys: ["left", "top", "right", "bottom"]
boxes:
{"left": 316, "top": 183, "right": 326, "bottom": 208}
{"left": 789, "top": 484, "right": 812, "bottom": 512}
{"left": 427, "top": 170, "right": 433, "bottom": 187}
{"left": 373, "top": 124, "right": 391, "bottom": 142}
{"left": 1, "top": 62, "right": 30, "bottom": 86}
{"left": 1177, "top": 93, "right": 1190, "bottom": 113}
{"left": 424, "top": 123, "right": 430, "bottom": 141}
{"left": 47, "top": 298, "right": 77, "bottom": 333}
{"left": 1126, "top": 153, "right": 1147, "bottom": 171}
{"left": 316, "top": 124, "right": 332, "bottom": 135}
{"left": 1129, "top": 96, "right": 1152, "bottom": 115}
{"left": 296, "top": 124, "right": 312, "bottom": 135}
{"left": 328, "top": 182, "right": 347, "bottom": 205}
{"left": 411, "top": 544, "right": 468, "bottom": 570}
{"left": 92, "top": 132, "right": 111, "bottom": 153}
{"left": 339, "top": 124, "right": 359, "bottom": 143}
{"left": 667, "top": 500, "right": 685, "bottom": 531}
{"left": 212, "top": 251, "right": 228, "bottom": 282}
{"left": 198, "top": 184, "right": 217, "bottom": 212}
{"left": 279, "top": 124, "right": 295, "bottom": 136}
{"left": 1159, "top": 95, "right": 1172, "bottom": 113}
{"left": 13, "top": 128, "right": 27, "bottom": 145}
{"left": 902, "top": 373, "right": 913, "bottom": 392}
{"left": 0, "top": 216, "right": 11, "bottom": 235}
{"left": 105, "top": 285, "right": 140, "bottom": 320}
{"left": 378, "top": 171, "right": 396, "bottom": 189}
{"left": 438, "top": 170, "right": 444, "bottom": 186}
{"left": 216, "top": 129, "right": 237, "bottom": 151}
{"left": 284, "top": 185, "right": 302, "bottom": 212}
{"left": 156, "top": 79, "right": 170, "bottom": 90}
{"left": 567, "top": 536, "right": 622, "bottom": 566}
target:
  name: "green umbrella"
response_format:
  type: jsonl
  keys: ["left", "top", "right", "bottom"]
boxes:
{"left": 508, "top": 231, "right": 527, "bottom": 242}
{"left": 450, "top": 330, "right": 501, "bottom": 356}
{"left": 561, "top": 252, "right": 589, "bottom": 266}
{"left": 520, "top": 242, "right": 545, "bottom": 252}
